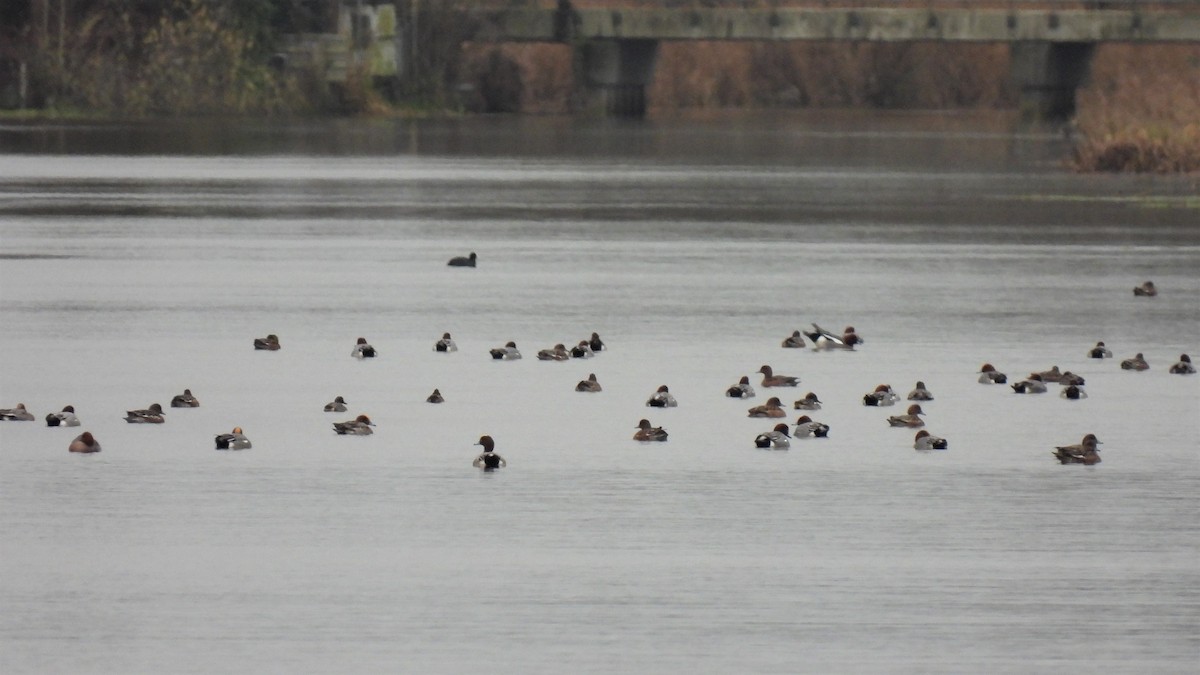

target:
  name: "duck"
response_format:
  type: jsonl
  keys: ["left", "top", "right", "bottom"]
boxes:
{"left": 472, "top": 435, "right": 507, "bottom": 469}
{"left": 1168, "top": 354, "right": 1196, "bottom": 375}
{"left": 576, "top": 373, "right": 602, "bottom": 392}
{"left": 978, "top": 363, "right": 1008, "bottom": 384}
{"left": 536, "top": 343, "right": 571, "bottom": 361}
{"left": 324, "top": 396, "right": 348, "bottom": 412}
{"left": 1088, "top": 341, "right": 1112, "bottom": 359}
{"left": 124, "top": 403, "right": 165, "bottom": 424}
{"left": 1011, "top": 374, "right": 1048, "bottom": 394}
{"left": 45, "top": 405, "right": 80, "bottom": 427}
{"left": 781, "top": 330, "right": 806, "bottom": 348}
{"left": 757, "top": 364, "right": 800, "bottom": 387}
{"left": 214, "top": 427, "right": 252, "bottom": 450}
{"left": 725, "top": 376, "right": 756, "bottom": 399}
{"left": 0, "top": 403, "right": 35, "bottom": 421}
{"left": 588, "top": 332, "right": 606, "bottom": 352}
{"left": 793, "top": 392, "right": 822, "bottom": 410}
{"left": 447, "top": 252, "right": 477, "bottom": 267}
{"left": 171, "top": 389, "right": 200, "bottom": 408}
{"left": 351, "top": 337, "right": 378, "bottom": 359}
{"left": 1132, "top": 281, "right": 1156, "bottom": 297}
{"left": 333, "top": 414, "right": 374, "bottom": 435}
{"left": 634, "top": 419, "right": 668, "bottom": 442}
{"left": 887, "top": 404, "right": 926, "bottom": 428}
{"left": 1060, "top": 384, "right": 1088, "bottom": 400}
{"left": 1033, "top": 366, "right": 1063, "bottom": 383}
{"left": 806, "top": 323, "right": 862, "bottom": 351}
{"left": 434, "top": 332, "right": 458, "bottom": 352}
{"left": 570, "top": 341, "right": 594, "bottom": 358}
{"left": 68, "top": 431, "right": 101, "bottom": 454}
{"left": 1054, "top": 433, "right": 1102, "bottom": 465}
{"left": 646, "top": 385, "right": 678, "bottom": 408}
{"left": 489, "top": 341, "right": 522, "bottom": 360}
{"left": 747, "top": 396, "right": 786, "bottom": 418}
{"left": 754, "top": 423, "right": 791, "bottom": 449}
{"left": 1120, "top": 353, "right": 1149, "bottom": 371}
{"left": 793, "top": 415, "right": 830, "bottom": 438}
{"left": 906, "top": 381, "right": 934, "bottom": 401}
{"left": 253, "top": 334, "right": 281, "bottom": 351}
{"left": 862, "top": 384, "right": 899, "bottom": 407}
{"left": 426, "top": 389, "right": 444, "bottom": 404}
{"left": 1059, "top": 371, "right": 1086, "bottom": 386}
{"left": 913, "top": 430, "right": 948, "bottom": 450}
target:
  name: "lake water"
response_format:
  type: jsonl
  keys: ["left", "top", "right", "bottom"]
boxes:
{"left": 1, "top": 112, "right": 1198, "bottom": 674}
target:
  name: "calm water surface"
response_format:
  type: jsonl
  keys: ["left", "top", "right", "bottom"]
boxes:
{"left": 1, "top": 113, "right": 1198, "bottom": 674}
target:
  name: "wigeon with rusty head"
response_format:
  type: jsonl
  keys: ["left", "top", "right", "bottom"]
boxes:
{"left": 887, "top": 404, "right": 926, "bottom": 428}
{"left": 490, "top": 341, "right": 522, "bottom": 360}
{"left": 634, "top": 419, "right": 668, "bottom": 442}
{"left": 725, "top": 376, "right": 756, "bottom": 399}
{"left": 863, "top": 384, "right": 899, "bottom": 407}
{"left": 754, "top": 423, "right": 791, "bottom": 449}
{"left": 1088, "top": 341, "right": 1112, "bottom": 359}
{"left": 333, "top": 415, "right": 374, "bottom": 435}
{"left": 125, "top": 403, "right": 165, "bottom": 424}
{"left": 747, "top": 397, "right": 786, "bottom": 418}
{"left": 215, "top": 427, "right": 252, "bottom": 450}
{"left": 68, "top": 431, "right": 101, "bottom": 454}
{"left": 646, "top": 385, "right": 678, "bottom": 408}
{"left": 793, "top": 392, "right": 821, "bottom": 410}
{"left": 793, "top": 415, "right": 830, "bottom": 438}
{"left": 45, "top": 405, "right": 80, "bottom": 427}
{"left": 435, "top": 332, "right": 458, "bottom": 352}
{"left": 914, "top": 430, "right": 948, "bottom": 450}
{"left": 1011, "top": 374, "right": 1048, "bottom": 394}
{"left": 978, "top": 363, "right": 1008, "bottom": 384}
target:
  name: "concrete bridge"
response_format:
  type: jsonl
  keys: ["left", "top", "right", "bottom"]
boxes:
{"left": 468, "top": 1, "right": 1200, "bottom": 118}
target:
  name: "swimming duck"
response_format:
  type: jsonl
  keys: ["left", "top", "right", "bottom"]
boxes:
{"left": 1059, "top": 371, "right": 1085, "bottom": 386}
{"left": 634, "top": 419, "right": 668, "bottom": 442}
{"left": 887, "top": 404, "right": 926, "bottom": 428}
{"left": 426, "top": 389, "right": 444, "bottom": 404}
{"left": 913, "top": 430, "right": 948, "bottom": 450}
{"left": 0, "top": 403, "right": 35, "bottom": 421}
{"left": 978, "top": 363, "right": 1008, "bottom": 384}
{"left": 434, "top": 333, "right": 458, "bottom": 352}
{"left": 793, "top": 392, "right": 822, "bottom": 410}
{"left": 68, "top": 431, "right": 101, "bottom": 454}
{"left": 806, "top": 323, "right": 862, "bottom": 351}
{"left": 793, "top": 415, "right": 830, "bottom": 438}
{"left": 757, "top": 365, "right": 800, "bottom": 387}
{"left": 171, "top": 389, "right": 200, "bottom": 408}
{"left": 1054, "top": 433, "right": 1102, "bottom": 465}
{"left": 472, "top": 435, "right": 507, "bottom": 469}
{"left": 646, "top": 385, "right": 679, "bottom": 408}
{"left": 1169, "top": 354, "right": 1196, "bottom": 374}
{"left": 576, "top": 373, "right": 602, "bottom": 392}
{"left": 747, "top": 396, "right": 786, "bottom": 418}
{"left": 588, "top": 332, "right": 606, "bottom": 352}
{"left": 1132, "top": 281, "right": 1156, "bottom": 297}
{"left": 1120, "top": 353, "right": 1149, "bottom": 371}
{"left": 489, "top": 341, "right": 522, "bottom": 360}
{"left": 253, "top": 334, "right": 281, "bottom": 351}
{"left": 1088, "top": 341, "right": 1112, "bottom": 359}
{"left": 536, "top": 344, "right": 571, "bottom": 361}
{"left": 124, "top": 403, "right": 165, "bottom": 424}
{"left": 333, "top": 414, "right": 374, "bottom": 435}
{"left": 725, "top": 376, "right": 756, "bottom": 399}
{"left": 324, "top": 396, "right": 348, "bottom": 412}
{"left": 45, "top": 405, "right": 80, "bottom": 427}
{"left": 781, "top": 331, "right": 806, "bottom": 348}
{"left": 1033, "top": 366, "right": 1063, "bottom": 383}
{"left": 862, "top": 384, "right": 899, "bottom": 407}
{"left": 1060, "top": 384, "right": 1088, "bottom": 400}
{"left": 570, "top": 341, "right": 594, "bottom": 358}
{"left": 447, "top": 252, "right": 477, "bottom": 267}
{"left": 754, "top": 423, "right": 791, "bottom": 449}
{"left": 1011, "top": 374, "right": 1048, "bottom": 394}
{"left": 906, "top": 381, "right": 934, "bottom": 401}
{"left": 214, "top": 427, "right": 252, "bottom": 450}
{"left": 351, "top": 337, "right": 378, "bottom": 359}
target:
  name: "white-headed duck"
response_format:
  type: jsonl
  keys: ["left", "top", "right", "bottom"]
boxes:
{"left": 725, "top": 376, "right": 756, "bottom": 399}
{"left": 253, "top": 334, "right": 281, "bottom": 351}
{"left": 536, "top": 344, "right": 571, "bottom": 361}
{"left": 0, "top": 403, "right": 35, "bottom": 421}
{"left": 754, "top": 423, "right": 791, "bottom": 449}
{"left": 793, "top": 415, "right": 830, "bottom": 438}
{"left": 1168, "top": 354, "right": 1196, "bottom": 375}
{"left": 887, "top": 404, "right": 926, "bottom": 428}
{"left": 914, "top": 430, "right": 948, "bottom": 450}
{"left": 351, "top": 337, "right": 378, "bottom": 359}
{"left": 490, "top": 341, "right": 522, "bottom": 360}
{"left": 68, "top": 431, "right": 101, "bottom": 454}
{"left": 215, "top": 427, "right": 252, "bottom": 450}
{"left": 333, "top": 414, "right": 374, "bottom": 435}
{"left": 978, "top": 363, "right": 1008, "bottom": 384}
{"left": 646, "top": 385, "right": 678, "bottom": 408}
{"left": 448, "top": 252, "right": 477, "bottom": 267}
{"left": 1054, "top": 434, "right": 1101, "bottom": 465}
{"left": 906, "top": 381, "right": 934, "bottom": 401}
{"left": 435, "top": 333, "right": 458, "bottom": 352}
{"left": 125, "top": 403, "right": 165, "bottom": 424}
{"left": 171, "top": 389, "right": 200, "bottom": 408}
{"left": 781, "top": 331, "right": 806, "bottom": 348}
{"left": 324, "top": 396, "right": 348, "bottom": 412}
{"left": 757, "top": 365, "right": 800, "bottom": 388}
{"left": 576, "top": 373, "right": 602, "bottom": 392}
{"left": 45, "top": 405, "right": 80, "bottom": 427}
{"left": 1088, "top": 341, "right": 1112, "bottom": 359}
{"left": 473, "top": 435, "right": 507, "bottom": 469}
{"left": 1133, "top": 281, "right": 1156, "bottom": 297}
{"left": 747, "top": 396, "right": 786, "bottom": 418}
{"left": 793, "top": 392, "right": 822, "bottom": 410}
{"left": 1120, "top": 353, "right": 1149, "bottom": 371}
{"left": 634, "top": 419, "right": 668, "bottom": 442}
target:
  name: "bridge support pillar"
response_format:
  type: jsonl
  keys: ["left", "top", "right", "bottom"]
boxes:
{"left": 574, "top": 39, "right": 659, "bottom": 117}
{"left": 1010, "top": 42, "right": 1095, "bottom": 122}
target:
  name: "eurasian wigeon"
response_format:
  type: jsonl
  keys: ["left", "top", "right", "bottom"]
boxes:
{"left": 214, "top": 427, "right": 252, "bottom": 450}
{"left": 887, "top": 404, "right": 926, "bottom": 428}
{"left": 1054, "top": 433, "right": 1102, "bottom": 465}
{"left": 806, "top": 323, "right": 862, "bottom": 351}
{"left": 634, "top": 419, "right": 668, "bottom": 442}
{"left": 576, "top": 373, "right": 602, "bottom": 392}
{"left": 351, "top": 337, "right": 378, "bottom": 359}
{"left": 68, "top": 431, "right": 101, "bottom": 454}
{"left": 490, "top": 341, "right": 522, "bottom": 360}
{"left": 906, "top": 381, "right": 934, "bottom": 401}
{"left": 447, "top": 252, "right": 477, "bottom": 267}
{"left": 124, "top": 403, "right": 165, "bottom": 424}
{"left": 754, "top": 423, "right": 791, "bottom": 449}
{"left": 253, "top": 334, "right": 281, "bottom": 351}
{"left": 570, "top": 341, "right": 594, "bottom": 358}
{"left": 1060, "top": 384, "right": 1088, "bottom": 400}
{"left": 793, "top": 392, "right": 822, "bottom": 410}
{"left": 0, "top": 403, "right": 35, "bottom": 421}
{"left": 1033, "top": 366, "right": 1063, "bottom": 383}
{"left": 588, "top": 332, "right": 606, "bottom": 352}
{"left": 171, "top": 389, "right": 200, "bottom": 408}
{"left": 781, "top": 331, "right": 806, "bottom": 348}
{"left": 1088, "top": 341, "right": 1112, "bottom": 359}
{"left": 646, "top": 385, "right": 678, "bottom": 408}
{"left": 426, "top": 389, "right": 444, "bottom": 404}
{"left": 757, "top": 365, "right": 800, "bottom": 387}
{"left": 1133, "top": 281, "right": 1156, "bottom": 297}
{"left": 1168, "top": 354, "right": 1196, "bottom": 375}
{"left": 978, "top": 363, "right": 1008, "bottom": 384}
{"left": 1011, "top": 374, "right": 1048, "bottom": 394}
{"left": 536, "top": 344, "right": 571, "bottom": 361}
{"left": 1120, "top": 353, "right": 1149, "bottom": 371}
{"left": 333, "top": 414, "right": 374, "bottom": 435}
{"left": 1059, "top": 371, "right": 1085, "bottom": 386}
{"left": 45, "top": 405, "right": 80, "bottom": 427}
{"left": 472, "top": 435, "right": 507, "bottom": 469}
{"left": 793, "top": 415, "right": 830, "bottom": 438}
{"left": 913, "top": 430, "right": 948, "bottom": 450}
{"left": 747, "top": 396, "right": 786, "bottom": 418}
{"left": 862, "top": 384, "right": 899, "bottom": 407}
{"left": 725, "top": 376, "right": 756, "bottom": 399}
{"left": 434, "top": 333, "right": 458, "bottom": 352}
{"left": 324, "top": 396, "right": 348, "bottom": 412}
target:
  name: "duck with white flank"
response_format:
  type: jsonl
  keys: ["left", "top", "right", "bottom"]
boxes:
{"left": 253, "top": 334, "right": 281, "bottom": 351}
{"left": 906, "top": 381, "right": 934, "bottom": 401}
{"left": 576, "top": 373, "right": 602, "bottom": 392}
{"left": 978, "top": 363, "right": 1008, "bottom": 384}
{"left": 125, "top": 403, "right": 165, "bottom": 424}
{"left": 1120, "top": 353, "right": 1149, "bottom": 371}
{"left": 324, "top": 396, "right": 348, "bottom": 412}
{"left": 434, "top": 332, "right": 457, "bottom": 352}
{"left": 725, "top": 376, "right": 755, "bottom": 399}
{"left": 472, "top": 435, "right": 507, "bottom": 469}
{"left": 757, "top": 365, "right": 800, "bottom": 388}
{"left": 0, "top": 403, "right": 35, "bottom": 421}
{"left": 793, "top": 415, "right": 830, "bottom": 438}
{"left": 793, "top": 392, "right": 821, "bottom": 410}
{"left": 1054, "top": 434, "right": 1102, "bottom": 465}
{"left": 447, "top": 252, "right": 477, "bottom": 267}
{"left": 862, "top": 384, "right": 899, "bottom": 407}
{"left": 1061, "top": 384, "right": 1088, "bottom": 400}
{"left": 536, "top": 344, "right": 571, "bottom": 361}
{"left": 804, "top": 323, "right": 862, "bottom": 351}
{"left": 747, "top": 397, "right": 786, "bottom": 418}
{"left": 351, "top": 337, "right": 378, "bottom": 359}
{"left": 215, "top": 427, "right": 252, "bottom": 450}
{"left": 887, "top": 404, "right": 926, "bottom": 428}
{"left": 646, "top": 385, "right": 678, "bottom": 408}
{"left": 754, "top": 423, "right": 791, "bottom": 449}
{"left": 914, "top": 430, "right": 948, "bottom": 450}
{"left": 1088, "top": 341, "right": 1112, "bottom": 359}
{"left": 570, "top": 341, "right": 594, "bottom": 358}
{"left": 1011, "top": 374, "right": 1048, "bottom": 394}
{"left": 588, "top": 332, "right": 606, "bottom": 352}
{"left": 781, "top": 331, "right": 806, "bottom": 348}
{"left": 489, "top": 341, "right": 522, "bottom": 360}
{"left": 634, "top": 419, "right": 668, "bottom": 442}
{"left": 333, "top": 415, "right": 374, "bottom": 435}
{"left": 68, "top": 431, "right": 101, "bottom": 454}
{"left": 171, "top": 389, "right": 200, "bottom": 408}
{"left": 1133, "top": 280, "right": 1156, "bottom": 297}
{"left": 45, "top": 405, "right": 80, "bottom": 427}
{"left": 1168, "top": 354, "right": 1195, "bottom": 374}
